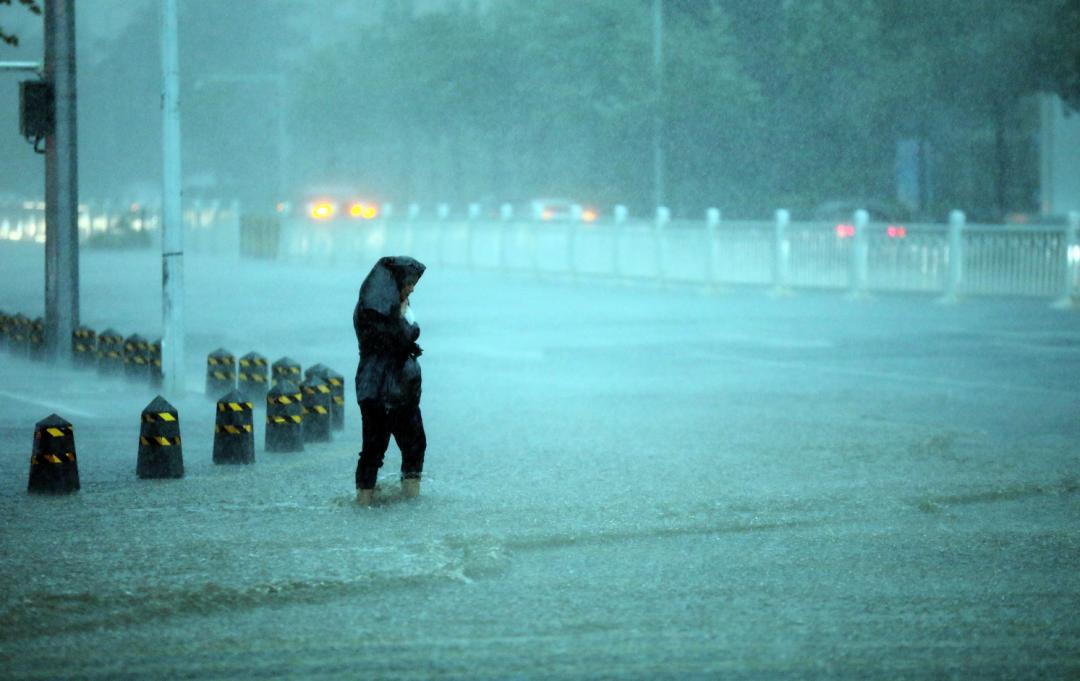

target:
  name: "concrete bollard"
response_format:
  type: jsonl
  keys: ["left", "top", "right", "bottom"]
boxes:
{"left": 149, "top": 338, "right": 163, "bottom": 389}
{"left": 72, "top": 326, "right": 97, "bottom": 368}
{"left": 28, "top": 414, "right": 80, "bottom": 494}
{"left": 212, "top": 389, "right": 255, "bottom": 464}
{"left": 137, "top": 395, "right": 184, "bottom": 478}
{"left": 323, "top": 367, "right": 345, "bottom": 431}
{"left": 29, "top": 317, "right": 45, "bottom": 361}
{"left": 238, "top": 351, "right": 269, "bottom": 402}
{"left": 271, "top": 356, "right": 301, "bottom": 388}
{"left": 300, "top": 376, "right": 332, "bottom": 443}
{"left": 266, "top": 381, "right": 304, "bottom": 452}
{"left": 96, "top": 329, "right": 125, "bottom": 375}
{"left": 206, "top": 348, "right": 237, "bottom": 397}
{"left": 304, "top": 363, "right": 329, "bottom": 384}
{"left": 123, "top": 334, "right": 151, "bottom": 381}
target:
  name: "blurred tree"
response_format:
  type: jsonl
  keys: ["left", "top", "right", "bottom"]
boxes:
{"left": 294, "top": 0, "right": 759, "bottom": 215}
{"left": 1038, "top": 0, "right": 1080, "bottom": 111}
{"left": 290, "top": 0, "right": 1066, "bottom": 220}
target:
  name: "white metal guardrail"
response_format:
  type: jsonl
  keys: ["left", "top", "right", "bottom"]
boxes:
{"left": 274, "top": 208, "right": 1080, "bottom": 304}
{"left": 2, "top": 200, "right": 1078, "bottom": 305}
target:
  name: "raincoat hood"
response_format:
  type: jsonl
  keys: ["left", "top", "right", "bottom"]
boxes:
{"left": 358, "top": 256, "right": 426, "bottom": 317}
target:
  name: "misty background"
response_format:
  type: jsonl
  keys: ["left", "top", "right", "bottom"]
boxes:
{"left": 2, "top": 0, "right": 1078, "bottom": 222}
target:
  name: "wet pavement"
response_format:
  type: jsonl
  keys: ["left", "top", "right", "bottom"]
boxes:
{"left": 1, "top": 243, "right": 1079, "bottom": 679}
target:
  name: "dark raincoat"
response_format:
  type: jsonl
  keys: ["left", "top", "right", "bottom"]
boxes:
{"left": 353, "top": 256, "right": 426, "bottom": 408}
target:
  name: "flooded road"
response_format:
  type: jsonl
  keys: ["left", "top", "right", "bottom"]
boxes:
{"left": 2, "top": 245, "right": 1079, "bottom": 678}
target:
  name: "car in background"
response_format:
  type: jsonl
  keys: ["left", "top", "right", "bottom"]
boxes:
{"left": 813, "top": 199, "right": 909, "bottom": 240}
{"left": 288, "top": 186, "right": 381, "bottom": 224}
{"left": 528, "top": 198, "right": 599, "bottom": 224}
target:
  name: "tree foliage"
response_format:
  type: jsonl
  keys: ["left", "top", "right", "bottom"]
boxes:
{"left": 289, "top": 0, "right": 1077, "bottom": 219}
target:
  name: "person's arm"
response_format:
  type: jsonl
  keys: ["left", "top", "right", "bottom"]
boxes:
{"left": 359, "top": 308, "right": 419, "bottom": 354}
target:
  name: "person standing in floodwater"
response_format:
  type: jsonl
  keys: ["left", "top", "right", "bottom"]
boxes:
{"left": 352, "top": 256, "right": 427, "bottom": 506}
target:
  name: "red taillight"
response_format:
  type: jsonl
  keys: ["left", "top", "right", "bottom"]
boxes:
{"left": 835, "top": 224, "right": 855, "bottom": 238}
{"left": 887, "top": 225, "right": 907, "bottom": 239}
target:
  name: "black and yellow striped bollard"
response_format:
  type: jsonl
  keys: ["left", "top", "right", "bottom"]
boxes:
{"left": 300, "top": 376, "right": 332, "bottom": 443}
{"left": 10, "top": 313, "right": 30, "bottom": 357}
{"left": 206, "top": 348, "right": 236, "bottom": 398}
{"left": 124, "top": 333, "right": 151, "bottom": 381}
{"left": 323, "top": 367, "right": 345, "bottom": 431}
{"left": 213, "top": 389, "right": 254, "bottom": 464}
{"left": 97, "top": 328, "right": 125, "bottom": 375}
{"left": 137, "top": 396, "right": 184, "bottom": 478}
{"left": 72, "top": 326, "right": 97, "bottom": 368}
{"left": 266, "top": 380, "right": 303, "bottom": 452}
{"left": 29, "top": 317, "right": 45, "bottom": 360}
{"left": 271, "top": 356, "right": 301, "bottom": 388}
{"left": 28, "top": 414, "right": 80, "bottom": 494}
{"left": 150, "top": 338, "right": 163, "bottom": 388}
{"left": 238, "top": 351, "right": 269, "bottom": 401}
{"left": 304, "top": 363, "right": 329, "bottom": 383}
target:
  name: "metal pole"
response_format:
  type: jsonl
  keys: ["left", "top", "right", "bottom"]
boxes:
{"left": 161, "top": 0, "right": 185, "bottom": 395}
{"left": 43, "top": 0, "right": 79, "bottom": 362}
{"left": 652, "top": 0, "right": 664, "bottom": 215}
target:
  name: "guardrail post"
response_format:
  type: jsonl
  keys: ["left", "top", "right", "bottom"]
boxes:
{"left": 1052, "top": 210, "right": 1080, "bottom": 309}
{"left": 848, "top": 209, "right": 870, "bottom": 299}
{"left": 568, "top": 204, "right": 582, "bottom": 279}
{"left": 466, "top": 202, "right": 480, "bottom": 269}
{"left": 705, "top": 208, "right": 721, "bottom": 289}
{"left": 773, "top": 209, "right": 790, "bottom": 294}
{"left": 938, "top": 209, "right": 965, "bottom": 304}
{"left": 655, "top": 206, "right": 670, "bottom": 285}
{"left": 436, "top": 202, "right": 449, "bottom": 267}
{"left": 498, "top": 203, "right": 513, "bottom": 271}
{"left": 406, "top": 203, "right": 419, "bottom": 255}
{"left": 613, "top": 204, "right": 627, "bottom": 279}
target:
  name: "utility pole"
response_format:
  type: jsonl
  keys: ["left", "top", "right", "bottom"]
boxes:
{"left": 43, "top": 0, "right": 79, "bottom": 361}
{"left": 652, "top": 0, "right": 665, "bottom": 215}
{"left": 161, "top": 0, "right": 185, "bottom": 395}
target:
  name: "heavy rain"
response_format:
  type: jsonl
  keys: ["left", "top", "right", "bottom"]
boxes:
{"left": 1, "top": 1, "right": 1079, "bottom": 679}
